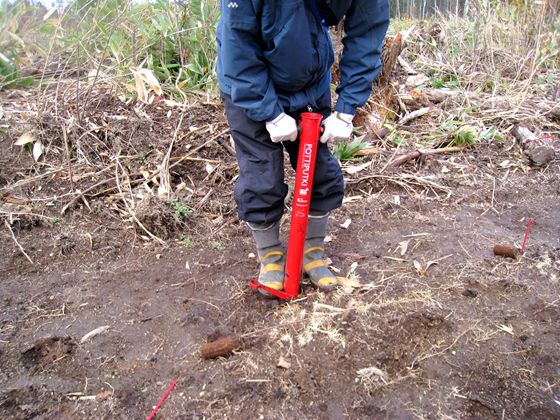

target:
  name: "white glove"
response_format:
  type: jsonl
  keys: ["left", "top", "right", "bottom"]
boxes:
{"left": 319, "top": 112, "right": 354, "bottom": 143}
{"left": 265, "top": 112, "right": 298, "bottom": 143}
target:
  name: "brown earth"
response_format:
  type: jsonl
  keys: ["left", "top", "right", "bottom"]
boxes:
{"left": 1, "top": 87, "right": 559, "bottom": 419}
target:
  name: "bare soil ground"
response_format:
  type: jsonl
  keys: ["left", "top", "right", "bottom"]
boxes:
{"left": 1, "top": 85, "right": 559, "bottom": 420}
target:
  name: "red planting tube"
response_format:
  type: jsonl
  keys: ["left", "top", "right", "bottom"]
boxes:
{"left": 248, "top": 112, "right": 322, "bottom": 299}
{"left": 282, "top": 112, "right": 322, "bottom": 298}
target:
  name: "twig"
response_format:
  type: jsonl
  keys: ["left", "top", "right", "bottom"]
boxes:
{"left": 158, "top": 112, "right": 185, "bottom": 198}
{"left": 0, "top": 169, "right": 65, "bottom": 193}
{"left": 114, "top": 156, "right": 165, "bottom": 245}
{"left": 62, "top": 123, "right": 75, "bottom": 193}
{"left": 4, "top": 220, "right": 33, "bottom": 264}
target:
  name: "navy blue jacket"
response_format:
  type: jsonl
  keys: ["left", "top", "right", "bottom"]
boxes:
{"left": 217, "top": 0, "right": 390, "bottom": 122}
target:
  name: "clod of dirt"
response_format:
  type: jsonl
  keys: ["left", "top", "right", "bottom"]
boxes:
{"left": 20, "top": 336, "right": 76, "bottom": 373}
{"left": 462, "top": 288, "right": 478, "bottom": 298}
{"left": 0, "top": 385, "right": 38, "bottom": 412}
{"left": 54, "top": 234, "right": 75, "bottom": 256}
{"left": 526, "top": 145, "right": 556, "bottom": 167}
{"left": 134, "top": 195, "right": 181, "bottom": 240}
{"left": 7, "top": 215, "right": 42, "bottom": 231}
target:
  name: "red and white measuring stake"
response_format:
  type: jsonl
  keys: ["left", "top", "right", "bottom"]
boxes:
{"left": 249, "top": 112, "right": 323, "bottom": 299}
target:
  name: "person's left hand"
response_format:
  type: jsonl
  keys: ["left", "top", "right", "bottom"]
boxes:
{"left": 319, "top": 112, "right": 354, "bottom": 143}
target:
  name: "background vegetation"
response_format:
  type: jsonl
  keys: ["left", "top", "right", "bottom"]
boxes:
{"left": 0, "top": 0, "right": 558, "bottom": 99}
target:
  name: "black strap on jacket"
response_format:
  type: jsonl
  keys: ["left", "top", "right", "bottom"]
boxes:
{"left": 317, "top": 0, "right": 353, "bottom": 26}
{"left": 306, "top": 0, "right": 326, "bottom": 26}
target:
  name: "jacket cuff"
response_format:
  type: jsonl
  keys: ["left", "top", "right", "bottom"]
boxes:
{"left": 334, "top": 100, "right": 357, "bottom": 116}
{"left": 266, "top": 102, "right": 284, "bottom": 122}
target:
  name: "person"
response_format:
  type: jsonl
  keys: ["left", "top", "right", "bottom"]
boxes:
{"left": 216, "top": 0, "right": 390, "bottom": 294}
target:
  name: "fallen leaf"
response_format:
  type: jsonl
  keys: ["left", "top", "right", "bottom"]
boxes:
{"left": 43, "top": 6, "right": 57, "bottom": 20}
{"left": 425, "top": 260, "right": 439, "bottom": 270}
{"left": 405, "top": 74, "right": 430, "bottom": 87}
{"left": 413, "top": 260, "right": 426, "bottom": 276}
{"left": 131, "top": 67, "right": 163, "bottom": 103}
{"left": 345, "top": 161, "right": 371, "bottom": 175}
{"left": 175, "top": 182, "right": 187, "bottom": 193}
{"left": 357, "top": 366, "right": 388, "bottom": 384}
{"left": 33, "top": 141, "right": 43, "bottom": 161}
{"left": 340, "top": 219, "right": 352, "bottom": 229}
{"left": 342, "top": 195, "right": 363, "bottom": 204}
{"left": 15, "top": 132, "right": 35, "bottom": 146}
{"left": 163, "top": 99, "right": 183, "bottom": 108}
{"left": 277, "top": 356, "right": 291, "bottom": 369}
{"left": 80, "top": 325, "right": 110, "bottom": 343}
{"left": 397, "top": 240, "right": 410, "bottom": 256}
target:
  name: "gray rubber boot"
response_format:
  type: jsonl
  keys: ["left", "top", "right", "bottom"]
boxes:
{"left": 303, "top": 211, "right": 338, "bottom": 289}
{"left": 247, "top": 221, "right": 285, "bottom": 295}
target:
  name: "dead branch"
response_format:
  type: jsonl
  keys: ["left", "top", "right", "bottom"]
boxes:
{"left": 387, "top": 146, "right": 466, "bottom": 169}
{"left": 4, "top": 220, "right": 33, "bottom": 264}
{"left": 410, "top": 88, "right": 560, "bottom": 121}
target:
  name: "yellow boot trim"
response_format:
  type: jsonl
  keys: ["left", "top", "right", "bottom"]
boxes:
{"left": 304, "top": 246, "right": 324, "bottom": 255}
{"left": 316, "top": 277, "right": 337, "bottom": 287}
{"left": 260, "top": 263, "right": 283, "bottom": 274}
{"left": 303, "top": 260, "right": 325, "bottom": 271}
{"left": 260, "top": 281, "right": 283, "bottom": 290}
{"left": 260, "top": 250, "right": 284, "bottom": 261}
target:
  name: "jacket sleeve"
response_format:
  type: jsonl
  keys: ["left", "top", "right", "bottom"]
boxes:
{"left": 219, "top": 0, "right": 283, "bottom": 122}
{"left": 335, "top": 0, "right": 390, "bottom": 115}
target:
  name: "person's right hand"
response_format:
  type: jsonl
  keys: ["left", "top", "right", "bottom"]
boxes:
{"left": 265, "top": 113, "right": 298, "bottom": 143}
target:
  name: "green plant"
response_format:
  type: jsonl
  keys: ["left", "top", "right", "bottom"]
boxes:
{"left": 212, "top": 241, "right": 224, "bottom": 251}
{"left": 449, "top": 125, "right": 477, "bottom": 147}
{"left": 332, "top": 137, "right": 368, "bottom": 161}
{"left": 429, "top": 72, "right": 459, "bottom": 89}
{"left": 167, "top": 200, "right": 192, "bottom": 218}
{"left": 480, "top": 127, "right": 504, "bottom": 142}
{"left": 0, "top": 0, "right": 46, "bottom": 89}
{"left": 58, "top": 0, "right": 219, "bottom": 94}
{"left": 179, "top": 235, "right": 192, "bottom": 247}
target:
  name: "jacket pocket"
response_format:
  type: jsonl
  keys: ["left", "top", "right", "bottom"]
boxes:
{"left": 263, "top": 6, "right": 321, "bottom": 92}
